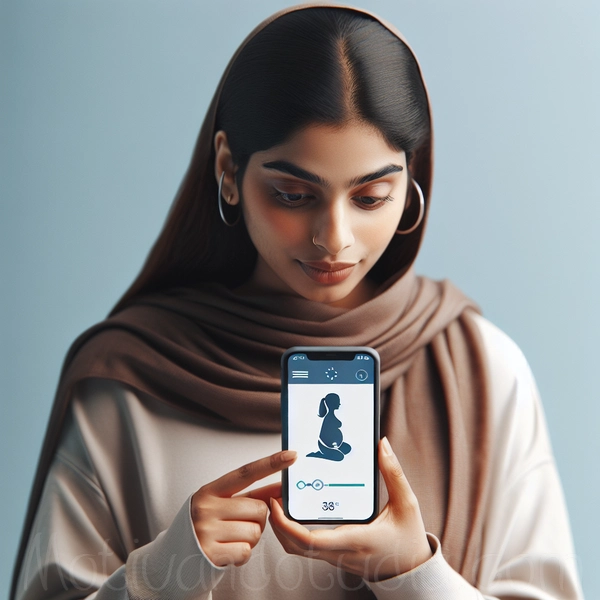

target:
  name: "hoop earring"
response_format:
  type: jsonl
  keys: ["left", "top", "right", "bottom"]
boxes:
{"left": 218, "top": 171, "right": 241, "bottom": 227}
{"left": 396, "top": 179, "right": 425, "bottom": 235}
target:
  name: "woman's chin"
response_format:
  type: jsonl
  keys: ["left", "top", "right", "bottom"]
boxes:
{"left": 238, "top": 260, "right": 377, "bottom": 308}
{"left": 296, "top": 277, "right": 377, "bottom": 308}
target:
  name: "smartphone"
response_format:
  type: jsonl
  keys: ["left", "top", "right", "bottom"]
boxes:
{"left": 281, "top": 346, "right": 380, "bottom": 524}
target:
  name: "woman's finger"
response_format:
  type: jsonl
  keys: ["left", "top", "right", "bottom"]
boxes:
{"left": 237, "top": 481, "right": 282, "bottom": 503}
{"left": 268, "top": 500, "right": 373, "bottom": 573}
{"left": 268, "top": 497, "right": 348, "bottom": 552}
{"left": 203, "top": 450, "right": 297, "bottom": 498}
{"left": 202, "top": 496, "right": 269, "bottom": 524}
{"left": 269, "top": 513, "right": 306, "bottom": 555}
{"left": 378, "top": 437, "right": 418, "bottom": 512}
{"left": 210, "top": 520, "right": 263, "bottom": 546}
{"left": 268, "top": 498, "right": 324, "bottom": 557}
{"left": 209, "top": 542, "right": 253, "bottom": 567}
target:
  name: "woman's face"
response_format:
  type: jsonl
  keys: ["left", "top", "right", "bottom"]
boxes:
{"left": 329, "top": 395, "right": 341, "bottom": 410}
{"left": 233, "top": 121, "right": 408, "bottom": 308}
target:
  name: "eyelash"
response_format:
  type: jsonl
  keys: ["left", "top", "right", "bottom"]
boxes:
{"left": 357, "top": 194, "right": 394, "bottom": 208}
{"left": 271, "top": 190, "right": 393, "bottom": 209}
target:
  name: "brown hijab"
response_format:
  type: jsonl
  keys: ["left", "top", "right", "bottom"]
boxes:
{"left": 11, "top": 4, "right": 490, "bottom": 597}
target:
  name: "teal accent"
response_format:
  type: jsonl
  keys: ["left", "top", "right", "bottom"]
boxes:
{"left": 327, "top": 483, "right": 365, "bottom": 487}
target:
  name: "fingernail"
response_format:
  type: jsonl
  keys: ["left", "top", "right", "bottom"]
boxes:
{"left": 381, "top": 436, "right": 393, "bottom": 456}
{"left": 281, "top": 450, "right": 297, "bottom": 462}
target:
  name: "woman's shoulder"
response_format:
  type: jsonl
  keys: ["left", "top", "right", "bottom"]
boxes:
{"left": 469, "top": 311, "right": 541, "bottom": 408}
{"left": 468, "top": 313, "right": 555, "bottom": 471}
{"left": 469, "top": 312, "right": 533, "bottom": 384}
{"left": 55, "top": 379, "right": 137, "bottom": 467}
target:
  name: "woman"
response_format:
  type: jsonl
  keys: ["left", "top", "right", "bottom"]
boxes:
{"left": 307, "top": 393, "right": 353, "bottom": 461}
{"left": 10, "top": 4, "right": 582, "bottom": 599}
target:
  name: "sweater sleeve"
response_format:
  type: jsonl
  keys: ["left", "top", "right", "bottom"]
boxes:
{"left": 13, "top": 412, "right": 225, "bottom": 600}
{"left": 367, "top": 534, "right": 484, "bottom": 599}
{"left": 366, "top": 315, "right": 583, "bottom": 600}
{"left": 367, "top": 458, "right": 581, "bottom": 599}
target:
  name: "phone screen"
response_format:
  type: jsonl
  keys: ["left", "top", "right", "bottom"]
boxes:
{"left": 281, "top": 347, "right": 379, "bottom": 523}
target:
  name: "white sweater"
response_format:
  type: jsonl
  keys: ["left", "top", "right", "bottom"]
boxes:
{"left": 13, "top": 314, "right": 583, "bottom": 599}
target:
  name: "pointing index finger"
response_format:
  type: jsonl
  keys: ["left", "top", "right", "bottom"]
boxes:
{"left": 205, "top": 450, "right": 297, "bottom": 498}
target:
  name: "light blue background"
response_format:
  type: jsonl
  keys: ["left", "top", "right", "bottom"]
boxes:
{"left": 2, "top": 1, "right": 598, "bottom": 597}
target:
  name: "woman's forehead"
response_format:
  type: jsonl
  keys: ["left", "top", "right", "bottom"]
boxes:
{"left": 250, "top": 121, "right": 406, "bottom": 185}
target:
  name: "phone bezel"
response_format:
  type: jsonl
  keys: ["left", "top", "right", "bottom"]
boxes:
{"left": 281, "top": 346, "right": 380, "bottom": 525}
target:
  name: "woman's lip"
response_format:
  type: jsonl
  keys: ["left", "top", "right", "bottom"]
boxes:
{"left": 302, "top": 261, "right": 357, "bottom": 272}
{"left": 298, "top": 261, "right": 357, "bottom": 284}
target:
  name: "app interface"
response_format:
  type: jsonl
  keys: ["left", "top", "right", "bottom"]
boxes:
{"left": 286, "top": 352, "right": 375, "bottom": 521}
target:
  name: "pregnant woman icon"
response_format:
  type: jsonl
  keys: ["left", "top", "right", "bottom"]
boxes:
{"left": 307, "top": 393, "right": 352, "bottom": 462}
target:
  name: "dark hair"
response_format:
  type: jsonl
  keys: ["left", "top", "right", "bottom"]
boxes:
{"left": 111, "top": 7, "right": 431, "bottom": 315}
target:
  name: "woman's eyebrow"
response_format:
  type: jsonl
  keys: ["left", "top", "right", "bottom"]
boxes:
{"left": 262, "top": 161, "right": 328, "bottom": 187}
{"left": 348, "top": 164, "right": 403, "bottom": 187}
{"left": 262, "top": 160, "right": 403, "bottom": 188}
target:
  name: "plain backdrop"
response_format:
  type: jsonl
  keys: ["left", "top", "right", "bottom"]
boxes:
{"left": 2, "top": 1, "right": 598, "bottom": 598}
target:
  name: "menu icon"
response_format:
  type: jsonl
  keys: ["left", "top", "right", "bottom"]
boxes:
{"left": 292, "top": 370, "right": 309, "bottom": 379}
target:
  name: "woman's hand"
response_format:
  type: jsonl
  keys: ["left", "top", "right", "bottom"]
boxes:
{"left": 269, "top": 437, "right": 432, "bottom": 581}
{"left": 191, "top": 450, "right": 297, "bottom": 567}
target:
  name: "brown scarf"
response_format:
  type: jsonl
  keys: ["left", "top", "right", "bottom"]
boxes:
{"left": 11, "top": 5, "right": 491, "bottom": 598}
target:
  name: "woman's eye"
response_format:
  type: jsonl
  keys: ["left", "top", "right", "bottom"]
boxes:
{"left": 354, "top": 195, "right": 393, "bottom": 208}
{"left": 271, "top": 189, "right": 393, "bottom": 208}
{"left": 271, "top": 190, "right": 312, "bottom": 205}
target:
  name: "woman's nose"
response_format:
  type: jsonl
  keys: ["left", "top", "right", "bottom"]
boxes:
{"left": 311, "top": 201, "right": 355, "bottom": 256}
